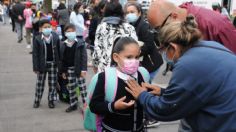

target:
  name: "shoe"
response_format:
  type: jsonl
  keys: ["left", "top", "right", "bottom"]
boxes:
{"left": 146, "top": 120, "right": 160, "bottom": 128}
{"left": 48, "top": 101, "right": 55, "bottom": 108}
{"left": 65, "top": 105, "right": 77, "bottom": 113}
{"left": 29, "top": 51, "right": 32, "bottom": 54}
{"left": 17, "top": 38, "right": 23, "bottom": 43}
{"left": 33, "top": 102, "right": 40, "bottom": 108}
{"left": 26, "top": 45, "right": 31, "bottom": 49}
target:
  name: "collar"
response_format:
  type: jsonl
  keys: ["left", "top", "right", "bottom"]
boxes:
{"left": 64, "top": 38, "right": 78, "bottom": 45}
{"left": 41, "top": 33, "right": 52, "bottom": 40}
{"left": 116, "top": 69, "right": 138, "bottom": 81}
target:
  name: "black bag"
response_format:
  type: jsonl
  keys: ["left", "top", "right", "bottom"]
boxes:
{"left": 56, "top": 74, "right": 70, "bottom": 103}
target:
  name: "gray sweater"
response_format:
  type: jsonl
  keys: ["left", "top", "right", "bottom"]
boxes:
{"left": 57, "top": 9, "right": 69, "bottom": 25}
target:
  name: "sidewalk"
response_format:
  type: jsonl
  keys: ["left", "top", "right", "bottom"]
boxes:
{"left": 0, "top": 23, "right": 179, "bottom": 132}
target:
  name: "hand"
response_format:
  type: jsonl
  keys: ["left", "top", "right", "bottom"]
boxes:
{"left": 142, "top": 83, "right": 161, "bottom": 96}
{"left": 125, "top": 79, "right": 146, "bottom": 99}
{"left": 62, "top": 73, "right": 67, "bottom": 79}
{"left": 93, "top": 67, "right": 98, "bottom": 73}
{"left": 114, "top": 96, "right": 135, "bottom": 110}
{"left": 80, "top": 71, "right": 86, "bottom": 78}
{"left": 18, "top": 16, "right": 23, "bottom": 20}
{"left": 34, "top": 71, "right": 39, "bottom": 74}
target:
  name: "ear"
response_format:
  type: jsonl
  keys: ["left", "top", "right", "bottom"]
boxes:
{"left": 113, "top": 53, "right": 119, "bottom": 64}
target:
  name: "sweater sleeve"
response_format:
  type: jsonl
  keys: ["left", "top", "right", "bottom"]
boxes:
{"left": 137, "top": 63, "right": 206, "bottom": 121}
{"left": 81, "top": 45, "right": 88, "bottom": 71}
{"left": 89, "top": 72, "right": 115, "bottom": 115}
{"left": 32, "top": 37, "right": 40, "bottom": 71}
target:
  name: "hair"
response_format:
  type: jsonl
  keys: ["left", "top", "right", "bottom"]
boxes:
{"left": 93, "top": 0, "right": 107, "bottom": 16}
{"left": 111, "top": 37, "right": 139, "bottom": 66}
{"left": 158, "top": 14, "right": 202, "bottom": 49}
{"left": 39, "top": 19, "right": 51, "bottom": 27}
{"left": 74, "top": 2, "right": 82, "bottom": 14}
{"left": 103, "top": 1, "right": 124, "bottom": 19}
{"left": 64, "top": 23, "right": 76, "bottom": 32}
{"left": 58, "top": 3, "right": 66, "bottom": 10}
{"left": 124, "top": 2, "right": 142, "bottom": 15}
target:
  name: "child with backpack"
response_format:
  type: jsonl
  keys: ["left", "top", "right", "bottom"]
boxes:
{"left": 32, "top": 19, "right": 61, "bottom": 109}
{"left": 88, "top": 37, "right": 149, "bottom": 132}
{"left": 60, "top": 24, "right": 87, "bottom": 112}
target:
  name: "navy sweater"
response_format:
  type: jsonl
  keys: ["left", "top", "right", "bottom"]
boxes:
{"left": 138, "top": 40, "right": 236, "bottom": 132}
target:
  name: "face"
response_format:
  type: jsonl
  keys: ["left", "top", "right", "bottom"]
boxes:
{"left": 126, "top": 5, "right": 141, "bottom": 17}
{"left": 40, "top": 23, "right": 51, "bottom": 31}
{"left": 113, "top": 43, "right": 140, "bottom": 68}
{"left": 65, "top": 28, "right": 75, "bottom": 33}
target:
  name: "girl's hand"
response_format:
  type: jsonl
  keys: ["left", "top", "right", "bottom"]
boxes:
{"left": 80, "top": 71, "right": 86, "bottom": 78}
{"left": 125, "top": 79, "right": 146, "bottom": 99}
{"left": 114, "top": 96, "right": 135, "bottom": 110}
{"left": 142, "top": 83, "right": 162, "bottom": 96}
{"left": 62, "top": 73, "right": 67, "bottom": 79}
{"left": 93, "top": 67, "right": 98, "bottom": 73}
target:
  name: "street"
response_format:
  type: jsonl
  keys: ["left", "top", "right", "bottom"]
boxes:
{"left": 0, "top": 22, "right": 179, "bottom": 132}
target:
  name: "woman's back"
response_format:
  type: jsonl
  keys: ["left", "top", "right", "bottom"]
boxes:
{"left": 58, "top": 9, "right": 69, "bottom": 25}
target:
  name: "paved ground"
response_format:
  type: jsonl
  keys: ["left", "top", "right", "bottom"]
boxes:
{"left": 0, "top": 22, "right": 179, "bottom": 132}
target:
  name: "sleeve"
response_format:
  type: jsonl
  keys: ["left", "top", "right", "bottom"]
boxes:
{"left": 80, "top": 44, "right": 88, "bottom": 71}
{"left": 88, "top": 18, "right": 98, "bottom": 43}
{"left": 92, "top": 24, "right": 104, "bottom": 67}
{"left": 128, "top": 24, "right": 138, "bottom": 41}
{"left": 32, "top": 37, "right": 39, "bottom": 71}
{"left": 70, "top": 12, "right": 84, "bottom": 30}
{"left": 137, "top": 64, "right": 206, "bottom": 121}
{"left": 89, "top": 73, "right": 115, "bottom": 115}
{"left": 11, "top": 5, "right": 18, "bottom": 19}
{"left": 139, "top": 24, "right": 155, "bottom": 57}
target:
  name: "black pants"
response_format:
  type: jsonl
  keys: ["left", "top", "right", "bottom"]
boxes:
{"left": 60, "top": 25, "right": 65, "bottom": 40}
{"left": 11, "top": 17, "right": 15, "bottom": 32}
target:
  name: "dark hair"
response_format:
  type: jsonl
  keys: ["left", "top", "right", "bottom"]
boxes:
{"left": 124, "top": 2, "right": 142, "bottom": 15}
{"left": 94, "top": 0, "right": 107, "bottom": 16}
{"left": 39, "top": 19, "right": 51, "bottom": 27}
{"left": 58, "top": 3, "right": 66, "bottom": 10}
{"left": 111, "top": 37, "right": 139, "bottom": 66}
{"left": 104, "top": 1, "right": 124, "bottom": 19}
{"left": 74, "top": 2, "right": 82, "bottom": 14}
{"left": 159, "top": 15, "right": 202, "bottom": 48}
{"left": 64, "top": 23, "right": 76, "bottom": 32}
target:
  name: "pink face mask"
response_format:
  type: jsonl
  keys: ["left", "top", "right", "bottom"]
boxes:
{"left": 120, "top": 59, "right": 140, "bottom": 75}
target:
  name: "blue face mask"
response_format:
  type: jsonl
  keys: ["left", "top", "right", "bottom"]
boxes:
{"left": 65, "top": 32, "right": 76, "bottom": 41}
{"left": 162, "top": 50, "right": 175, "bottom": 66}
{"left": 42, "top": 28, "right": 52, "bottom": 36}
{"left": 126, "top": 13, "right": 139, "bottom": 23}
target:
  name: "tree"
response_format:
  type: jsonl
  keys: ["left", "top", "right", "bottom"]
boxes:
{"left": 43, "top": 0, "right": 52, "bottom": 13}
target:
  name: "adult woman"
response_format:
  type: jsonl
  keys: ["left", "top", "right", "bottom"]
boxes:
{"left": 92, "top": 1, "right": 137, "bottom": 73}
{"left": 124, "top": 2, "right": 163, "bottom": 82}
{"left": 57, "top": 3, "right": 69, "bottom": 39}
{"left": 126, "top": 15, "right": 236, "bottom": 131}
{"left": 70, "top": 2, "right": 85, "bottom": 39}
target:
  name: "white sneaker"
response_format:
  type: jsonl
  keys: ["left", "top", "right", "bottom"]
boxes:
{"left": 146, "top": 120, "right": 161, "bottom": 128}
{"left": 26, "top": 45, "right": 31, "bottom": 49}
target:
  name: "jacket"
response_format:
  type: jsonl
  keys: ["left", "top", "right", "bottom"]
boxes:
{"left": 60, "top": 39, "right": 87, "bottom": 76}
{"left": 69, "top": 11, "right": 84, "bottom": 36}
{"left": 11, "top": 2, "right": 25, "bottom": 23}
{"left": 57, "top": 9, "right": 69, "bottom": 25}
{"left": 32, "top": 32, "right": 60, "bottom": 72}
{"left": 92, "top": 17, "right": 138, "bottom": 72}
{"left": 138, "top": 41, "right": 236, "bottom": 132}
{"left": 134, "top": 17, "right": 163, "bottom": 72}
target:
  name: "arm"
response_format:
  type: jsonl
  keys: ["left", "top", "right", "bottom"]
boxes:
{"left": 89, "top": 73, "right": 115, "bottom": 115}
{"left": 80, "top": 44, "right": 88, "bottom": 71}
{"left": 32, "top": 37, "right": 39, "bottom": 72}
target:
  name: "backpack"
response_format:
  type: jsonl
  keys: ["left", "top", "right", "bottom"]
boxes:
{"left": 83, "top": 67, "right": 150, "bottom": 131}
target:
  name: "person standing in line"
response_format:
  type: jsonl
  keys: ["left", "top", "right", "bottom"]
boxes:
{"left": 69, "top": 2, "right": 85, "bottom": 40}
{"left": 57, "top": 2, "right": 69, "bottom": 40}
{"left": 32, "top": 19, "right": 60, "bottom": 109}
{"left": 11, "top": 0, "right": 25, "bottom": 43}
{"left": 23, "top": 2, "right": 33, "bottom": 49}
{"left": 9, "top": 2, "right": 16, "bottom": 32}
{"left": 60, "top": 24, "right": 87, "bottom": 112}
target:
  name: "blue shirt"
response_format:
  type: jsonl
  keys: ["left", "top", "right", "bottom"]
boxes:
{"left": 138, "top": 40, "right": 236, "bottom": 131}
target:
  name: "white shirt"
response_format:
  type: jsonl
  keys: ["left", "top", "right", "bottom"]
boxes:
{"left": 69, "top": 11, "right": 85, "bottom": 36}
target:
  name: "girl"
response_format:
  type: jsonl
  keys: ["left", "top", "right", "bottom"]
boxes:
{"left": 60, "top": 24, "right": 87, "bottom": 112}
{"left": 90, "top": 37, "right": 146, "bottom": 131}
{"left": 23, "top": 1, "right": 33, "bottom": 49}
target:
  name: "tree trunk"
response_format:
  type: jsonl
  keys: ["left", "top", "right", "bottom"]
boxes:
{"left": 43, "top": 0, "right": 52, "bottom": 13}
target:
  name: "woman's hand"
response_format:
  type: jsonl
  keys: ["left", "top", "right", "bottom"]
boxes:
{"left": 93, "top": 67, "right": 98, "bottom": 73}
{"left": 80, "top": 71, "right": 86, "bottom": 78}
{"left": 125, "top": 79, "right": 147, "bottom": 99}
{"left": 114, "top": 96, "right": 135, "bottom": 110}
{"left": 142, "top": 83, "right": 162, "bottom": 96}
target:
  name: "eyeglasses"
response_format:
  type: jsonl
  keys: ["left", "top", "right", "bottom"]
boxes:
{"left": 154, "top": 13, "right": 172, "bottom": 31}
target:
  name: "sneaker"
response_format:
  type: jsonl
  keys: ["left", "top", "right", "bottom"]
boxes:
{"left": 26, "top": 45, "right": 31, "bottom": 49}
{"left": 146, "top": 120, "right": 160, "bottom": 128}
{"left": 65, "top": 105, "right": 78, "bottom": 113}
{"left": 33, "top": 102, "right": 40, "bottom": 108}
{"left": 48, "top": 101, "right": 55, "bottom": 108}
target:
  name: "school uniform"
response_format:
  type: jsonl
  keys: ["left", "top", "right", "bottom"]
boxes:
{"left": 60, "top": 38, "right": 87, "bottom": 106}
{"left": 32, "top": 32, "right": 60, "bottom": 105}
{"left": 90, "top": 69, "right": 145, "bottom": 132}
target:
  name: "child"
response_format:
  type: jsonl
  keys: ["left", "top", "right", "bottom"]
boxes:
{"left": 60, "top": 24, "right": 87, "bottom": 112}
{"left": 32, "top": 19, "right": 61, "bottom": 109}
{"left": 89, "top": 37, "right": 146, "bottom": 131}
